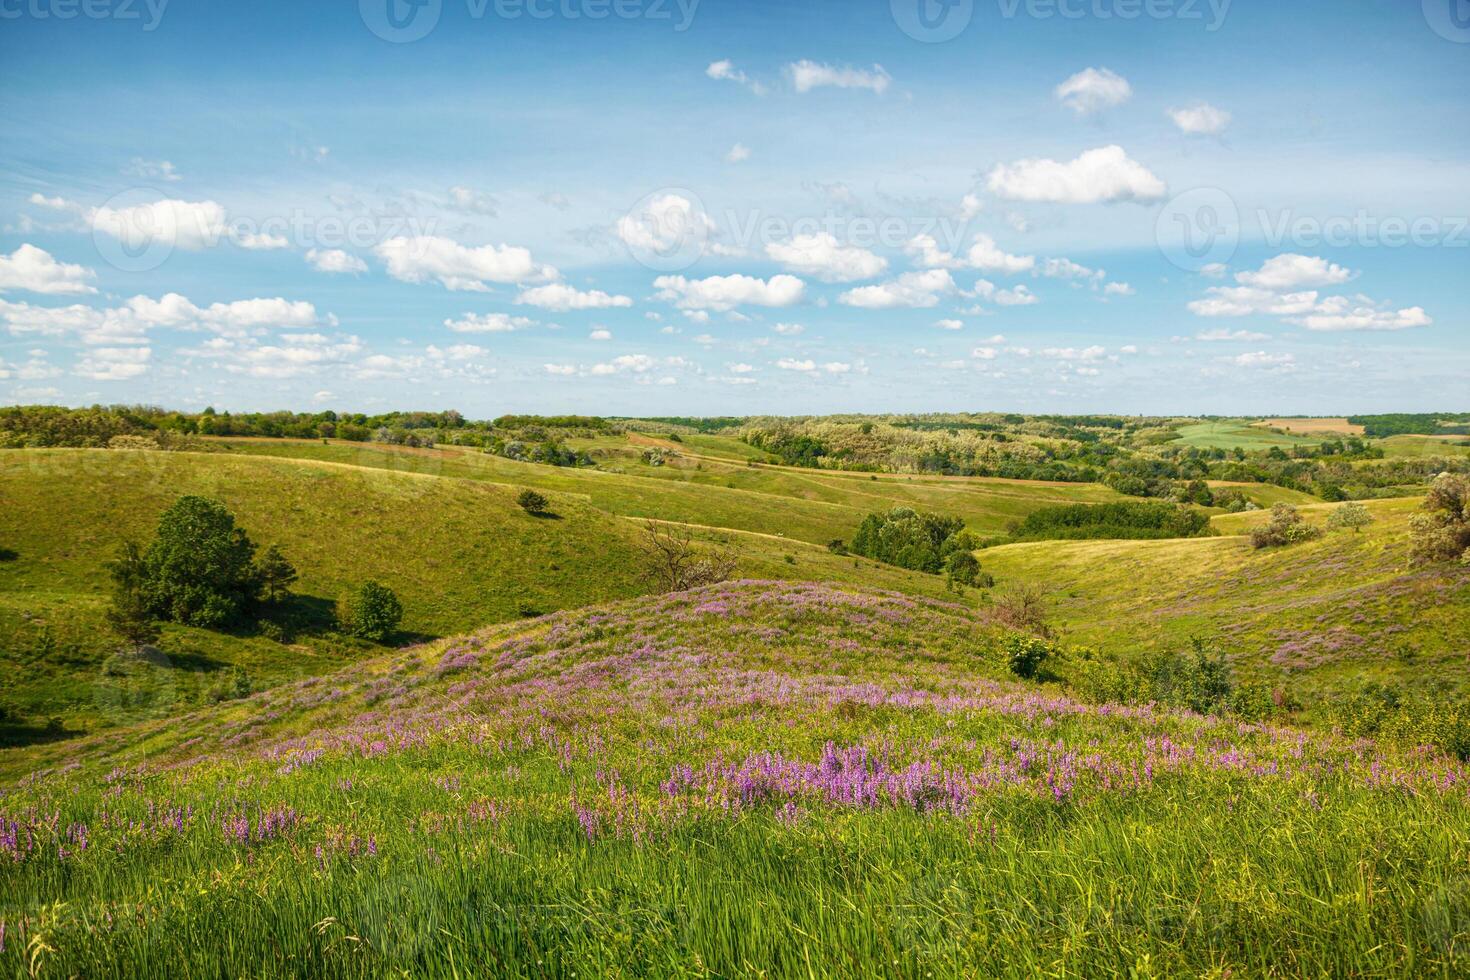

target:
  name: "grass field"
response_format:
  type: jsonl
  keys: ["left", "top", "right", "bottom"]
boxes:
{"left": 1256, "top": 417, "right": 1365, "bottom": 435}
{"left": 3, "top": 581, "right": 1467, "bottom": 977}
{"left": 1171, "top": 420, "right": 1320, "bottom": 451}
{"left": 981, "top": 498, "right": 1470, "bottom": 706}
{"left": 0, "top": 447, "right": 993, "bottom": 733}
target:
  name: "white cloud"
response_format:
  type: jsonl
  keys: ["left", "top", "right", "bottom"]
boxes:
{"left": 971, "top": 346, "right": 998, "bottom": 360}
{"left": 787, "top": 60, "right": 890, "bottom": 94}
{"left": 654, "top": 273, "right": 805, "bottom": 311}
{"left": 973, "top": 280, "right": 1038, "bottom": 306}
{"left": 234, "top": 231, "right": 289, "bottom": 250}
{"left": 589, "top": 327, "right": 612, "bottom": 341}
{"left": 1041, "top": 345, "right": 1108, "bottom": 362}
{"left": 908, "top": 234, "right": 1034, "bottom": 274}
{"left": 90, "top": 198, "right": 228, "bottom": 251}
{"left": 126, "top": 158, "right": 181, "bottom": 182}
{"left": 839, "top": 269, "right": 956, "bottom": 309}
{"left": 0, "top": 244, "right": 96, "bottom": 295}
{"left": 776, "top": 358, "right": 816, "bottom": 372}
{"left": 1188, "top": 287, "right": 1320, "bottom": 318}
{"left": 726, "top": 142, "right": 751, "bottom": 163}
{"left": 1200, "top": 263, "right": 1229, "bottom": 278}
{"left": 1, "top": 293, "right": 322, "bottom": 347}
{"left": 959, "top": 193, "right": 983, "bottom": 220}
{"left": 1168, "top": 103, "right": 1232, "bottom": 135}
{"left": 706, "top": 59, "right": 765, "bottom": 94}
{"left": 1230, "top": 351, "right": 1295, "bottom": 368}
{"left": 1293, "top": 305, "right": 1431, "bottom": 332}
{"left": 376, "top": 235, "right": 556, "bottom": 291}
{"left": 1234, "top": 254, "right": 1355, "bottom": 291}
{"left": 727, "top": 362, "right": 755, "bottom": 374}
{"left": 821, "top": 361, "right": 852, "bottom": 374}
{"left": 305, "top": 248, "right": 368, "bottom": 274}
{"left": 1196, "top": 328, "right": 1271, "bottom": 342}
{"left": 772, "top": 322, "right": 804, "bottom": 335}
{"left": 544, "top": 363, "right": 577, "bottom": 376}
{"left": 987, "top": 145, "right": 1166, "bottom": 204}
{"left": 75, "top": 346, "right": 151, "bottom": 380}
{"left": 1055, "top": 67, "right": 1132, "bottom": 115}
{"left": 443, "top": 312, "right": 536, "bottom": 333}
{"left": 1041, "top": 257, "right": 1102, "bottom": 283}
{"left": 616, "top": 193, "right": 714, "bottom": 257}
{"left": 516, "top": 282, "right": 633, "bottom": 311}
{"left": 446, "top": 186, "right": 498, "bottom": 216}
{"left": 935, "top": 318, "right": 964, "bottom": 331}
{"left": 765, "top": 232, "right": 887, "bottom": 282}
{"left": 1103, "top": 282, "right": 1135, "bottom": 296}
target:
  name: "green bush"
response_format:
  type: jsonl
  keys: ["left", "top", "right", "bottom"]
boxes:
{"left": 1004, "top": 633, "right": 1054, "bottom": 680}
{"left": 1009, "top": 501, "right": 1213, "bottom": 542}
{"left": 341, "top": 581, "right": 403, "bottom": 642}
{"left": 849, "top": 507, "right": 967, "bottom": 574}
{"left": 517, "top": 489, "right": 550, "bottom": 514}
{"left": 1250, "top": 504, "right": 1322, "bottom": 549}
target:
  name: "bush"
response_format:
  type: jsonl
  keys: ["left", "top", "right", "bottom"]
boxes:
{"left": 1005, "top": 633, "right": 1055, "bottom": 680}
{"left": 1250, "top": 504, "right": 1322, "bottom": 549}
{"left": 517, "top": 489, "right": 550, "bottom": 514}
{"left": 1409, "top": 473, "right": 1470, "bottom": 565}
{"left": 341, "top": 581, "right": 403, "bottom": 642}
{"left": 826, "top": 539, "right": 848, "bottom": 556}
{"left": 1010, "top": 501, "right": 1212, "bottom": 542}
{"left": 849, "top": 507, "right": 967, "bottom": 573}
{"left": 638, "top": 521, "right": 737, "bottom": 592}
{"left": 1329, "top": 683, "right": 1470, "bottom": 760}
{"left": 990, "top": 584, "right": 1051, "bottom": 638}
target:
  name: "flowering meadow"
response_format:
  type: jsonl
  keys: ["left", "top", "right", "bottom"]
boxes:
{"left": 3, "top": 581, "right": 1468, "bottom": 977}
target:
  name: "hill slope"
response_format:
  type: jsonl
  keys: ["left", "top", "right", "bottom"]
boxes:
{"left": 2, "top": 581, "right": 1466, "bottom": 978}
{"left": 982, "top": 498, "right": 1470, "bottom": 702}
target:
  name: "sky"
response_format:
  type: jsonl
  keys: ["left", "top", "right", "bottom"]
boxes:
{"left": 1, "top": 0, "right": 1467, "bottom": 417}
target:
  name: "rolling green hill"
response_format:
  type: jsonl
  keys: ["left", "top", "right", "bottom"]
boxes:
{"left": 981, "top": 498, "right": 1469, "bottom": 705}
{"left": 2, "top": 581, "right": 1466, "bottom": 977}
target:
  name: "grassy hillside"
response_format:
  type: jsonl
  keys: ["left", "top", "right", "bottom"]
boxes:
{"left": 0, "top": 448, "right": 991, "bottom": 733}
{"left": 3, "top": 581, "right": 1466, "bottom": 977}
{"left": 981, "top": 498, "right": 1470, "bottom": 704}
{"left": 208, "top": 436, "right": 1126, "bottom": 540}
{"left": 1172, "top": 419, "right": 1320, "bottom": 451}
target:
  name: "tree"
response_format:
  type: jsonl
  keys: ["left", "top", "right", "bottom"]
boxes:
{"left": 138, "top": 496, "right": 261, "bottom": 627}
{"left": 105, "top": 541, "right": 161, "bottom": 653}
{"left": 517, "top": 489, "right": 549, "bottom": 514}
{"left": 1410, "top": 473, "right": 1470, "bottom": 565}
{"left": 1326, "top": 501, "right": 1374, "bottom": 534}
{"left": 638, "top": 521, "right": 737, "bottom": 592}
{"left": 342, "top": 581, "right": 403, "bottom": 642}
{"left": 945, "top": 550, "right": 982, "bottom": 588}
{"left": 256, "top": 544, "right": 298, "bottom": 602}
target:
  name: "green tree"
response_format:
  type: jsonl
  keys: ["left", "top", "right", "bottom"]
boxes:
{"left": 105, "top": 541, "right": 161, "bottom": 653}
{"left": 343, "top": 581, "right": 403, "bottom": 642}
{"left": 1326, "top": 501, "right": 1374, "bottom": 534}
{"left": 256, "top": 544, "right": 298, "bottom": 602}
{"left": 1409, "top": 473, "right": 1470, "bottom": 565}
{"left": 137, "top": 496, "right": 261, "bottom": 627}
{"left": 944, "top": 550, "right": 982, "bottom": 587}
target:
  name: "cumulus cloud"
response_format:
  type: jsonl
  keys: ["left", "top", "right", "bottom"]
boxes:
{"left": 765, "top": 232, "right": 887, "bottom": 282}
{"left": 1168, "top": 103, "right": 1232, "bottom": 135}
{"left": 446, "top": 186, "right": 498, "bottom": 216}
{"left": 726, "top": 143, "right": 751, "bottom": 163}
{"left": 589, "top": 327, "right": 612, "bottom": 341}
{"left": 0, "top": 244, "right": 96, "bottom": 295}
{"left": 516, "top": 283, "right": 633, "bottom": 311}
{"left": 616, "top": 193, "right": 715, "bottom": 257}
{"left": 1230, "top": 351, "right": 1295, "bottom": 368}
{"left": 776, "top": 358, "right": 816, "bottom": 372}
{"left": 986, "top": 145, "right": 1166, "bottom": 204}
{"left": 305, "top": 248, "right": 368, "bottom": 274}
{"left": 787, "top": 60, "right": 890, "bottom": 95}
{"left": 1041, "top": 345, "right": 1108, "bottom": 362}
{"left": 974, "top": 280, "right": 1038, "bottom": 306}
{"left": 1188, "top": 287, "right": 1321, "bottom": 318}
{"left": 706, "top": 59, "right": 766, "bottom": 94}
{"left": 839, "top": 269, "right": 956, "bottom": 309}
{"left": 75, "top": 346, "right": 151, "bottom": 380}
{"left": 907, "top": 234, "right": 1034, "bottom": 274}
{"left": 1234, "top": 254, "right": 1355, "bottom": 290}
{"left": 1293, "top": 304, "right": 1431, "bottom": 332}
{"left": 443, "top": 312, "right": 536, "bottom": 333}
{"left": 1055, "top": 67, "right": 1132, "bottom": 114}
{"left": 90, "top": 198, "right": 228, "bottom": 251}
{"left": 0, "top": 293, "right": 322, "bottom": 347}
{"left": 125, "top": 158, "right": 181, "bottom": 182}
{"left": 935, "top": 318, "right": 964, "bottom": 331}
{"left": 772, "top": 322, "right": 804, "bottom": 335}
{"left": 376, "top": 235, "right": 556, "bottom": 291}
{"left": 653, "top": 273, "right": 805, "bottom": 311}
{"left": 1103, "top": 282, "right": 1134, "bottom": 296}
{"left": 1196, "top": 328, "right": 1271, "bottom": 342}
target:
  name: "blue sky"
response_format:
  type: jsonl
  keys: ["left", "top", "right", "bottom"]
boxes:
{"left": 1, "top": 0, "right": 1467, "bottom": 416}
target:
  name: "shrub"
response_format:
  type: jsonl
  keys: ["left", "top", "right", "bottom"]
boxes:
{"left": 517, "top": 489, "right": 550, "bottom": 514}
{"left": 137, "top": 496, "right": 262, "bottom": 627}
{"left": 990, "top": 584, "right": 1051, "bottom": 638}
{"left": 638, "top": 521, "right": 738, "bottom": 592}
{"left": 826, "top": 539, "right": 848, "bottom": 555}
{"left": 1409, "top": 473, "right": 1470, "bottom": 565}
{"left": 1250, "top": 504, "right": 1322, "bottom": 549}
{"left": 1005, "top": 633, "right": 1054, "bottom": 680}
{"left": 1326, "top": 501, "right": 1374, "bottom": 534}
{"left": 341, "top": 581, "right": 403, "bottom": 642}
